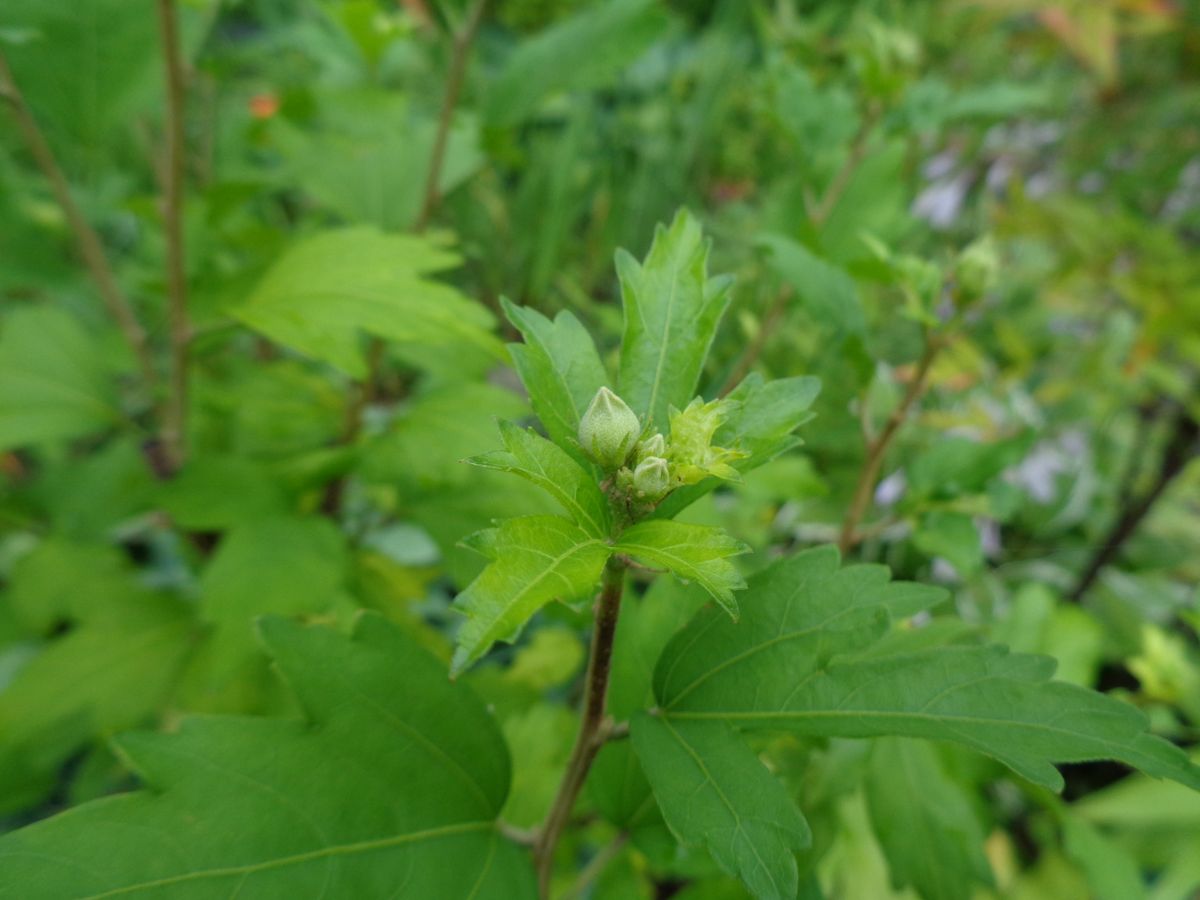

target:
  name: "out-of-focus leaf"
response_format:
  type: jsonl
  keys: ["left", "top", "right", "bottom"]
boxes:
{"left": 758, "top": 234, "right": 865, "bottom": 335}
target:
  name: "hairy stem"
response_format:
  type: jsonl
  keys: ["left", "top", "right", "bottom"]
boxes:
{"left": 156, "top": 0, "right": 191, "bottom": 474}
{"left": 1069, "top": 404, "right": 1198, "bottom": 602}
{"left": 534, "top": 560, "right": 626, "bottom": 897}
{"left": 838, "top": 336, "right": 941, "bottom": 554}
{"left": 0, "top": 52, "right": 157, "bottom": 394}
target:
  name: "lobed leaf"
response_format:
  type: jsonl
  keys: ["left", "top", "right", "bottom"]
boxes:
{"left": 502, "top": 298, "right": 609, "bottom": 455}
{"left": 613, "top": 520, "right": 748, "bottom": 618}
{"left": 617, "top": 209, "right": 733, "bottom": 431}
{"left": 470, "top": 420, "right": 611, "bottom": 537}
{"left": 452, "top": 516, "right": 612, "bottom": 675}
{"left": 0, "top": 615, "right": 535, "bottom": 898}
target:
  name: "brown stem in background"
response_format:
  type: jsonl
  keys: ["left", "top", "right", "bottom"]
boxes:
{"left": 722, "top": 109, "right": 878, "bottom": 395}
{"left": 534, "top": 560, "right": 626, "bottom": 897}
{"left": 1069, "top": 405, "right": 1198, "bottom": 602}
{"left": 415, "top": 0, "right": 488, "bottom": 232}
{"left": 838, "top": 336, "right": 941, "bottom": 555}
{"left": 157, "top": 0, "right": 191, "bottom": 474}
{"left": 0, "top": 52, "right": 157, "bottom": 394}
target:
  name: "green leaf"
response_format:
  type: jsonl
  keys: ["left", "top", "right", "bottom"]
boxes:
{"left": 1061, "top": 814, "right": 1146, "bottom": 900}
{"left": 452, "top": 516, "right": 611, "bottom": 675}
{"left": 484, "top": 0, "right": 670, "bottom": 126}
{"left": 631, "top": 713, "right": 810, "bottom": 900}
{"left": 757, "top": 234, "right": 864, "bottom": 335}
{"left": 0, "top": 307, "right": 120, "bottom": 451}
{"left": 865, "top": 738, "right": 994, "bottom": 900}
{"left": 914, "top": 511, "right": 984, "bottom": 575}
{"left": 233, "top": 228, "right": 503, "bottom": 379}
{"left": 617, "top": 209, "right": 733, "bottom": 431}
{"left": 0, "top": 541, "right": 195, "bottom": 816}
{"left": 470, "top": 420, "right": 611, "bottom": 537}
{"left": 502, "top": 298, "right": 609, "bottom": 453}
{"left": 613, "top": 520, "right": 748, "bottom": 618}
{"left": 0, "top": 615, "right": 535, "bottom": 898}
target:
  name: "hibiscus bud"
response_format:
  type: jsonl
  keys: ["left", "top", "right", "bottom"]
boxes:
{"left": 632, "top": 456, "right": 671, "bottom": 500}
{"left": 578, "top": 387, "right": 640, "bottom": 469}
{"left": 636, "top": 432, "right": 666, "bottom": 462}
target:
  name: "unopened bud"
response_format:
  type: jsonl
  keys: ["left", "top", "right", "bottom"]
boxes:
{"left": 632, "top": 456, "right": 671, "bottom": 500}
{"left": 578, "top": 387, "right": 640, "bottom": 469}
{"left": 636, "top": 432, "right": 666, "bottom": 462}
{"left": 955, "top": 236, "right": 998, "bottom": 304}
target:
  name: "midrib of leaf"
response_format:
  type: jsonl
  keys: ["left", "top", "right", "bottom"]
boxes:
{"left": 514, "top": 453, "right": 605, "bottom": 537}
{"left": 0, "top": 369, "right": 115, "bottom": 419}
{"left": 641, "top": 260, "right": 680, "bottom": 425}
{"left": 658, "top": 718, "right": 780, "bottom": 897}
{"left": 59, "top": 821, "right": 495, "bottom": 899}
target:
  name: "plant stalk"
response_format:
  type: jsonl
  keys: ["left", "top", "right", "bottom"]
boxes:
{"left": 533, "top": 559, "right": 626, "bottom": 897}
{"left": 838, "top": 336, "right": 941, "bottom": 554}
{"left": 0, "top": 52, "right": 157, "bottom": 395}
{"left": 157, "top": 0, "right": 191, "bottom": 474}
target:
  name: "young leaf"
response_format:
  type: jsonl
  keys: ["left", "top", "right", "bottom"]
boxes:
{"left": 617, "top": 209, "right": 733, "bottom": 431}
{"left": 233, "top": 228, "right": 503, "bottom": 379}
{"left": 865, "top": 738, "right": 994, "bottom": 900}
{"left": 0, "top": 307, "right": 120, "bottom": 451}
{"left": 631, "top": 713, "right": 811, "bottom": 900}
{"left": 502, "top": 298, "right": 609, "bottom": 453}
{"left": 0, "top": 615, "right": 534, "bottom": 898}
{"left": 452, "top": 516, "right": 612, "bottom": 675}
{"left": 613, "top": 520, "right": 748, "bottom": 618}
{"left": 757, "top": 233, "right": 865, "bottom": 335}
{"left": 469, "top": 420, "right": 611, "bottom": 538}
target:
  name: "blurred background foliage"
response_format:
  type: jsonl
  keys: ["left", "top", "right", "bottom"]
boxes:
{"left": 1, "top": 0, "right": 1198, "bottom": 897}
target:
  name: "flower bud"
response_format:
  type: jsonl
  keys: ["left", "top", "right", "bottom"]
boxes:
{"left": 954, "top": 236, "right": 998, "bottom": 305}
{"left": 632, "top": 456, "right": 671, "bottom": 500}
{"left": 636, "top": 432, "right": 666, "bottom": 462}
{"left": 578, "top": 387, "right": 640, "bottom": 469}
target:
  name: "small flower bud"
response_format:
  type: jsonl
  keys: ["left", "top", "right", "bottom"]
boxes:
{"left": 636, "top": 432, "right": 666, "bottom": 462}
{"left": 954, "top": 236, "right": 998, "bottom": 305}
{"left": 632, "top": 456, "right": 671, "bottom": 500}
{"left": 578, "top": 387, "right": 640, "bottom": 469}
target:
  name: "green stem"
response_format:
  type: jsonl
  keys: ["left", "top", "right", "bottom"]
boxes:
{"left": 533, "top": 559, "right": 627, "bottom": 898}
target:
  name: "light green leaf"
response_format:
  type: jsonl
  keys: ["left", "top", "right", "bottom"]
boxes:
{"left": 0, "top": 307, "right": 120, "bottom": 451}
{"left": 758, "top": 233, "right": 864, "bottom": 334}
{"left": 0, "top": 615, "right": 535, "bottom": 898}
{"left": 914, "top": 511, "right": 984, "bottom": 575}
{"left": 613, "top": 520, "right": 748, "bottom": 618}
{"left": 617, "top": 209, "right": 733, "bottom": 431}
{"left": 452, "top": 516, "right": 611, "bottom": 675}
{"left": 865, "top": 738, "right": 994, "bottom": 900}
{"left": 502, "top": 298, "right": 609, "bottom": 453}
{"left": 1061, "top": 814, "right": 1145, "bottom": 900}
{"left": 632, "top": 713, "right": 810, "bottom": 900}
{"left": 484, "top": 0, "right": 670, "bottom": 126}
{"left": 233, "top": 228, "right": 503, "bottom": 379}
{"left": 470, "top": 420, "right": 611, "bottom": 537}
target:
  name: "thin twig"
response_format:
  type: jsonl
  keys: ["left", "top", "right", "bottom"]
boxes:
{"left": 0, "top": 52, "right": 157, "bottom": 393}
{"left": 560, "top": 832, "right": 630, "bottom": 900}
{"left": 156, "top": 0, "right": 191, "bottom": 474}
{"left": 838, "top": 335, "right": 942, "bottom": 555}
{"left": 414, "top": 0, "right": 488, "bottom": 232}
{"left": 534, "top": 560, "right": 626, "bottom": 898}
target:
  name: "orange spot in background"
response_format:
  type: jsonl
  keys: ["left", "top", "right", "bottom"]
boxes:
{"left": 248, "top": 93, "right": 279, "bottom": 119}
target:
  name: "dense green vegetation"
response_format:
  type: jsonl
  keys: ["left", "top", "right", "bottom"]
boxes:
{"left": 1, "top": 1, "right": 1198, "bottom": 897}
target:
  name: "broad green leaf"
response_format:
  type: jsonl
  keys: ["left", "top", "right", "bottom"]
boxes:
{"left": 654, "top": 546, "right": 1200, "bottom": 793}
{"left": 0, "top": 541, "right": 194, "bottom": 816}
{"left": 653, "top": 546, "right": 942, "bottom": 710}
{"left": 484, "top": 0, "right": 670, "bottom": 126}
{"left": 233, "top": 228, "right": 503, "bottom": 378}
{"left": 758, "top": 234, "right": 864, "bottom": 334}
{"left": 452, "top": 516, "right": 611, "bottom": 675}
{"left": 0, "top": 307, "right": 120, "bottom": 451}
{"left": 613, "top": 521, "right": 748, "bottom": 618}
{"left": 155, "top": 455, "right": 291, "bottom": 530}
{"left": 1061, "top": 814, "right": 1145, "bottom": 900}
{"left": 0, "top": 615, "right": 535, "bottom": 898}
{"left": 865, "top": 738, "right": 994, "bottom": 900}
{"left": 913, "top": 511, "right": 984, "bottom": 575}
{"left": 470, "top": 420, "right": 611, "bottom": 537}
{"left": 182, "top": 517, "right": 348, "bottom": 710}
{"left": 632, "top": 713, "right": 810, "bottom": 900}
{"left": 502, "top": 298, "right": 609, "bottom": 453}
{"left": 617, "top": 209, "right": 733, "bottom": 431}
